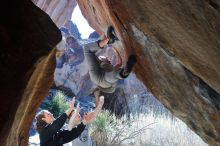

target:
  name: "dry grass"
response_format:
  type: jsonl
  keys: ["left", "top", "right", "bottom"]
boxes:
{"left": 90, "top": 111, "right": 208, "bottom": 146}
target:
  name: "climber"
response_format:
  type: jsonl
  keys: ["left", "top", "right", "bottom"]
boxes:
{"left": 83, "top": 26, "right": 137, "bottom": 93}
{"left": 35, "top": 97, "right": 96, "bottom": 146}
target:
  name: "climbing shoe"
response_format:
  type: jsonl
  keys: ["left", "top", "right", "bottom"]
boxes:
{"left": 120, "top": 54, "right": 137, "bottom": 78}
{"left": 107, "top": 26, "right": 119, "bottom": 44}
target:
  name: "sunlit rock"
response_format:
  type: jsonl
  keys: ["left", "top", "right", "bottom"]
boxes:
{"left": 77, "top": 0, "right": 220, "bottom": 145}
{"left": 32, "top": 0, "right": 77, "bottom": 27}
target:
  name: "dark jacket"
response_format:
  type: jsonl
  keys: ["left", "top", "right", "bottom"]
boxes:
{"left": 39, "top": 113, "right": 85, "bottom": 146}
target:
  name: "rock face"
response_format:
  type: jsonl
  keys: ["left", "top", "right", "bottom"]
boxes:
{"left": 0, "top": 0, "right": 61, "bottom": 145}
{"left": 76, "top": 0, "right": 220, "bottom": 145}
{"left": 32, "top": 0, "right": 77, "bottom": 27}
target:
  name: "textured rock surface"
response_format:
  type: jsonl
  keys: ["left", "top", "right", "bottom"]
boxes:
{"left": 32, "top": 0, "right": 77, "bottom": 27}
{"left": 0, "top": 0, "right": 61, "bottom": 145}
{"left": 77, "top": 0, "right": 220, "bottom": 145}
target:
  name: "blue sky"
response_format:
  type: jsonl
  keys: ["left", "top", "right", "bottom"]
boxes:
{"left": 71, "top": 5, "right": 95, "bottom": 39}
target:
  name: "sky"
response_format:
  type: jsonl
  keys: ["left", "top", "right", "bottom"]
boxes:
{"left": 71, "top": 5, "right": 94, "bottom": 39}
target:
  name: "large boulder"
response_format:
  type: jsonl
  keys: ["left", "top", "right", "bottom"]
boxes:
{"left": 0, "top": 0, "right": 61, "bottom": 145}
{"left": 76, "top": 0, "right": 220, "bottom": 145}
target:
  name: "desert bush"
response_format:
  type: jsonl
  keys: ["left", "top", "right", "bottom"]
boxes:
{"left": 41, "top": 91, "right": 68, "bottom": 118}
{"left": 89, "top": 110, "right": 154, "bottom": 146}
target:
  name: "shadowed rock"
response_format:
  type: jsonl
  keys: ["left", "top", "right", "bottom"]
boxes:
{"left": 0, "top": 0, "right": 61, "bottom": 145}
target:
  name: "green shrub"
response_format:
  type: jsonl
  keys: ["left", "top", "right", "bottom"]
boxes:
{"left": 90, "top": 110, "right": 117, "bottom": 146}
{"left": 91, "top": 110, "right": 117, "bottom": 132}
{"left": 41, "top": 91, "right": 68, "bottom": 118}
